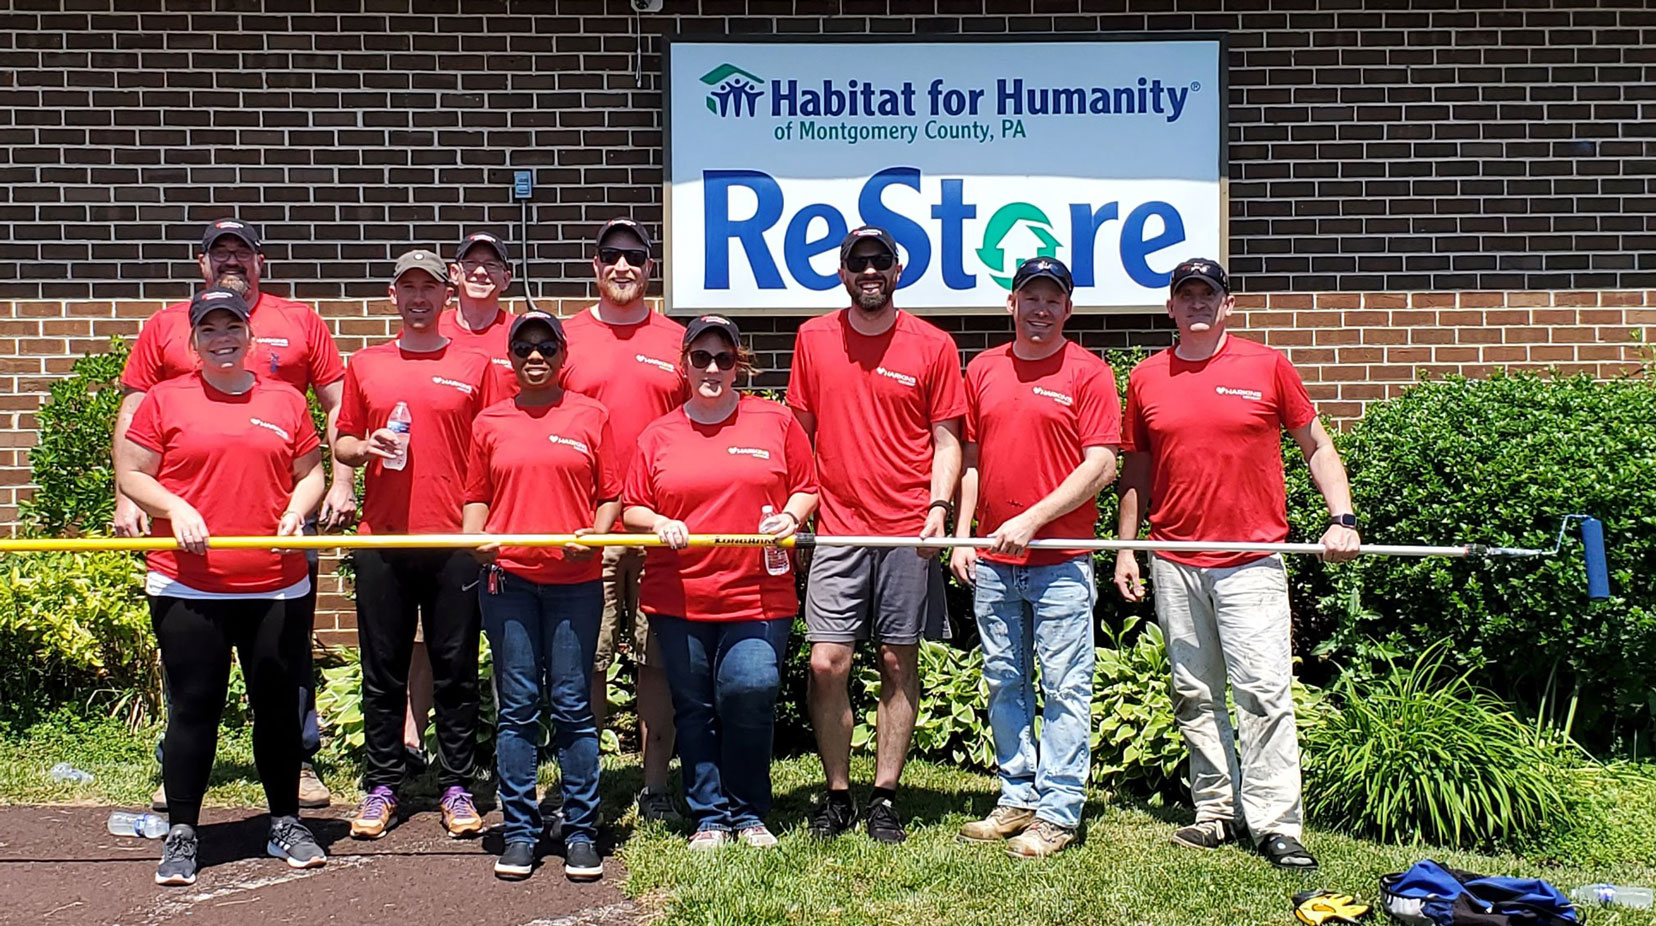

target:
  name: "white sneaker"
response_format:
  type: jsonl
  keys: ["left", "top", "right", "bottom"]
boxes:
{"left": 736, "top": 824, "right": 778, "bottom": 848}
{"left": 687, "top": 829, "right": 730, "bottom": 851}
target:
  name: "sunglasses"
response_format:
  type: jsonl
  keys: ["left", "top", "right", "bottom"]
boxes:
{"left": 844, "top": 253, "right": 895, "bottom": 273}
{"left": 598, "top": 247, "right": 648, "bottom": 267}
{"left": 688, "top": 349, "right": 737, "bottom": 371}
{"left": 510, "top": 339, "right": 562, "bottom": 359}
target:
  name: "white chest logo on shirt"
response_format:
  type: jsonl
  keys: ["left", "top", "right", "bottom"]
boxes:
{"left": 635, "top": 354, "right": 676, "bottom": 373}
{"left": 431, "top": 375, "right": 476, "bottom": 395}
{"left": 248, "top": 417, "right": 292, "bottom": 440}
{"left": 491, "top": 357, "right": 511, "bottom": 367}
{"left": 547, "top": 434, "right": 591, "bottom": 455}
{"left": 728, "top": 446, "right": 772, "bottom": 460}
{"left": 254, "top": 336, "right": 291, "bottom": 348}
{"left": 1215, "top": 385, "right": 1264, "bottom": 401}
{"left": 1031, "top": 385, "right": 1074, "bottom": 406}
{"left": 875, "top": 366, "right": 917, "bottom": 388}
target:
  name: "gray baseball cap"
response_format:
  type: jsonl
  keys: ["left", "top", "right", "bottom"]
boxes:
{"left": 392, "top": 248, "right": 450, "bottom": 285}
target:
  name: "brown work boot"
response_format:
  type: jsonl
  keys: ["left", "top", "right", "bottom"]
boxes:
{"left": 1006, "top": 819, "right": 1078, "bottom": 859}
{"left": 957, "top": 805, "right": 1036, "bottom": 843}
{"left": 297, "top": 764, "right": 331, "bottom": 808}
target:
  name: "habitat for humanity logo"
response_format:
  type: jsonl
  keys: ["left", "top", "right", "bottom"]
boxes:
{"left": 977, "top": 203, "right": 1060, "bottom": 290}
{"left": 701, "top": 63, "right": 764, "bottom": 117}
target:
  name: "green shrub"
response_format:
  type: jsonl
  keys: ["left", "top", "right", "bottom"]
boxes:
{"left": 1090, "top": 617, "right": 1182, "bottom": 792}
{"left": 852, "top": 640, "right": 993, "bottom": 770}
{"left": 21, "top": 339, "right": 129, "bottom": 536}
{"left": 1289, "top": 372, "right": 1656, "bottom": 750}
{"left": 1302, "top": 643, "right": 1575, "bottom": 847}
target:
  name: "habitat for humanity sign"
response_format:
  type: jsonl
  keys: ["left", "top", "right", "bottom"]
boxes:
{"left": 664, "top": 37, "right": 1224, "bottom": 313}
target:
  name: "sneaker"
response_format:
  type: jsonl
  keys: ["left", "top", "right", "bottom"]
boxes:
{"left": 297, "top": 764, "right": 331, "bottom": 809}
{"left": 267, "top": 815, "right": 327, "bottom": 869}
{"left": 636, "top": 786, "right": 683, "bottom": 823}
{"left": 440, "top": 786, "right": 485, "bottom": 838}
{"left": 736, "top": 824, "right": 778, "bottom": 848}
{"left": 150, "top": 782, "right": 168, "bottom": 813}
{"left": 494, "top": 841, "right": 535, "bottom": 881}
{"left": 806, "top": 793, "right": 858, "bottom": 839}
{"left": 1171, "top": 819, "right": 1236, "bottom": 850}
{"left": 958, "top": 805, "right": 1037, "bottom": 843}
{"left": 864, "top": 797, "right": 907, "bottom": 844}
{"left": 1006, "top": 819, "right": 1077, "bottom": 859}
{"left": 155, "top": 824, "right": 198, "bottom": 886}
{"left": 687, "top": 828, "right": 730, "bottom": 851}
{"left": 350, "top": 786, "right": 399, "bottom": 839}
{"left": 539, "top": 788, "right": 565, "bottom": 842}
{"left": 564, "top": 840, "right": 604, "bottom": 881}
{"left": 1258, "top": 832, "right": 1319, "bottom": 871}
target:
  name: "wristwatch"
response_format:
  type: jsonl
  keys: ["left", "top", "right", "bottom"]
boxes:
{"left": 1329, "top": 513, "right": 1359, "bottom": 529}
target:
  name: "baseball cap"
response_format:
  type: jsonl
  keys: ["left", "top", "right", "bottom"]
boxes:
{"left": 456, "top": 231, "right": 510, "bottom": 264}
{"left": 595, "top": 218, "right": 653, "bottom": 258}
{"left": 681, "top": 313, "right": 742, "bottom": 349}
{"left": 392, "top": 248, "right": 450, "bottom": 285}
{"left": 1011, "top": 256, "right": 1074, "bottom": 295}
{"left": 1169, "top": 257, "right": 1230, "bottom": 295}
{"left": 838, "top": 225, "right": 897, "bottom": 264}
{"left": 187, "top": 286, "right": 252, "bottom": 327}
{"left": 508, "top": 310, "right": 566, "bottom": 345}
{"left": 200, "top": 218, "right": 262, "bottom": 254}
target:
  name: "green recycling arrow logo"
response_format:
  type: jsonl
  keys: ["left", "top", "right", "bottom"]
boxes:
{"left": 976, "top": 202, "right": 1061, "bottom": 291}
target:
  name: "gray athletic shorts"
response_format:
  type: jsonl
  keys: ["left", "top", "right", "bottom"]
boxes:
{"left": 804, "top": 544, "right": 950, "bottom": 645}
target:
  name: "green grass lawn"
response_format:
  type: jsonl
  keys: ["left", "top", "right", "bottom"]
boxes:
{"left": 6, "top": 714, "right": 1655, "bottom": 926}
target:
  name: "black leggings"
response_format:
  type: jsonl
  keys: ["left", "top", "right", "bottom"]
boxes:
{"left": 353, "top": 548, "right": 481, "bottom": 791}
{"left": 150, "top": 595, "right": 310, "bottom": 827}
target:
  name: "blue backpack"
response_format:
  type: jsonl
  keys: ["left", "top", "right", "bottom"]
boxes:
{"left": 1380, "top": 860, "right": 1577, "bottom": 926}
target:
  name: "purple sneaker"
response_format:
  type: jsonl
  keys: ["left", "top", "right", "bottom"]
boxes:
{"left": 350, "top": 786, "right": 399, "bottom": 840}
{"left": 441, "top": 786, "right": 484, "bottom": 838}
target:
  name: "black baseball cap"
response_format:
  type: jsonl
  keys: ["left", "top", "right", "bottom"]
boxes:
{"left": 200, "top": 218, "right": 261, "bottom": 254}
{"left": 508, "top": 310, "right": 566, "bottom": 344}
{"left": 188, "top": 286, "right": 252, "bottom": 327}
{"left": 456, "top": 231, "right": 509, "bottom": 264}
{"left": 838, "top": 225, "right": 897, "bottom": 264}
{"left": 681, "top": 313, "right": 742, "bottom": 349}
{"left": 595, "top": 218, "right": 652, "bottom": 258}
{"left": 1011, "top": 256, "right": 1074, "bottom": 295}
{"left": 1169, "top": 257, "right": 1230, "bottom": 295}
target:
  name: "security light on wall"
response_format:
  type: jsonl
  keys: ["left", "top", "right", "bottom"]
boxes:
{"left": 631, "top": 0, "right": 663, "bottom": 11}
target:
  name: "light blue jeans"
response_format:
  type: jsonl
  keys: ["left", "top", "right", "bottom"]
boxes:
{"left": 974, "top": 556, "right": 1096, "bottom": 829}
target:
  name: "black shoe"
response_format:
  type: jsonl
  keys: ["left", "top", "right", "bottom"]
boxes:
{"left": 564, "top": 839, "right": 603, "bottom": 882}
{"left": 1259, "top": 832, "right": 1318, "bottom": 871}
{"left": 807, "top": 794, "right": 858, "bottom": 839}
{"left": 864, "top": 797, "right": 907, "bottom": 844}
{"left": 494, "top": 841, "right": 535, "bottom": 881}
{"left": 1171, "top": 819, "right": 1237, "bottom": 850}
{"left": 155, "top": 824, "right": 198, "bottom": 886}
{"left": 267, "top": 815, "right": 327, "bottom": 869}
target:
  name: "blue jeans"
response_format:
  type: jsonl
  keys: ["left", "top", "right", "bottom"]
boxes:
{"left": 653, "top": 615, "right": 791, "bottom": 833}
{"left": 973, "top": 556, "right": 1096, "bottom": 829}
{"left": 480, "top": 572, "right": 603, "bottom": 847}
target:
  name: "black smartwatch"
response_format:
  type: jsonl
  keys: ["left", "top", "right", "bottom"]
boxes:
{"left": 1329, "top": 513, "right": 1359, "bottom": 529}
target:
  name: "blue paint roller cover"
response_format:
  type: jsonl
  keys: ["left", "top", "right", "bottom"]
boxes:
{"left": 1581, "top": 517, "right": 1609, "bottom": 600}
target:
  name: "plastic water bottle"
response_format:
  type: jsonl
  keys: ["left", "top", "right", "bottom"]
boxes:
{"left": 48, "top": 762, "right": 92, "bottom": 783}
{"left": 384, "top": 401, "right": 411, "bottom": 471}
{"left": 1570, "top": 885, "right": 1654, "bottom": 908}
{"left": 760, "top": 505, "right": 790, "bottom": 576}
{"left": 107, "top": 811, "right": 169, "bottom": 839}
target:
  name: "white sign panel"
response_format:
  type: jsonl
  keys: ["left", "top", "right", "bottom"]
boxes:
{"left": 665, "top": 37, "right": 1224, "bottom": 313}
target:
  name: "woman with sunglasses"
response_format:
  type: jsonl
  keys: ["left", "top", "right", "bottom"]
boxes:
{"left": 118, "top": 287, "right": 328, "bottom": 886}
{"left": 622, "top": 315, "right": 818, "bottom": 849}
{"left": 462, "top": 311, "right": 621, "bottom": 882}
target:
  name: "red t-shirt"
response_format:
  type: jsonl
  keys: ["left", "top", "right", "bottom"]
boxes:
{"left": 1122, "top": 336, "right": 1317, "bottom": 568}
{"left": 337, "top": 340, "right": 503, "bottom": 534}
{"left": 624, "top": 395, "right": 817, "bottom": 622}
{"left": 965, "top": 341, "right": 1122, "bottom": 566}
{"left": 787, "top": 309, "right": 966, "bottom": 535}
{"left": 464, "top": 393, "right": 622, "bottom": 585}
{"left": 559, "top": 308, "right": 689, "bottom": 477}
{"left": 127, "top": 374, "right": 320, "bottom": 593}
{"left": 122, "top": 292, "right": 346, "bottom": 394}
{"left": 438, "top": 306, "right": 517, "bottom": 395}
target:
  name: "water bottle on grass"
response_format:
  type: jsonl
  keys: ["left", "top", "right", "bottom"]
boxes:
{"left": 108, "top": 811, "right": 169, "bottom": 839}
{"left": 1570, "top": 884, "right": 1654, "bottom": 908}
{"left": 48, "top": 762, "right": 92, "bottom": 783}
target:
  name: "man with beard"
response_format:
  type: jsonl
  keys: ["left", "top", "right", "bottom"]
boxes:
{"left": 114, "top": 218, "right": 353, "bottom": 812}
{"left": 1114, "top": 257, "right": 1359, "bottom": 872}
{"left": 335, "top": 249, "right": 501, "bottom": 840}
{"left": 788, "top": 226, "right": 966, "bottom": 844}
{"left": 442, "top": 231, "right": 517, "bottom": 394}
{"left": 560, "top": 218, "right": 687, "bottom": 823}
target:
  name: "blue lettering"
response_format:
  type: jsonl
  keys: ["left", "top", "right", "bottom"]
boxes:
{"left": 858, "top": 167, "right": 930, "bottom": 288}
{"left": 1067, "top": 202, "right": 1120, "bottom": 287}
{"left": 783, "top": 204, "right": 847, "bottom": 290}
{"left": 703, "top": 169, "right": 785, "bottom": 289}
{"left": 932, "top": 179, "right": 976, "bottom": 289}
{"left": 1120, "top": 201, "right": 1185, "bottom": 288}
